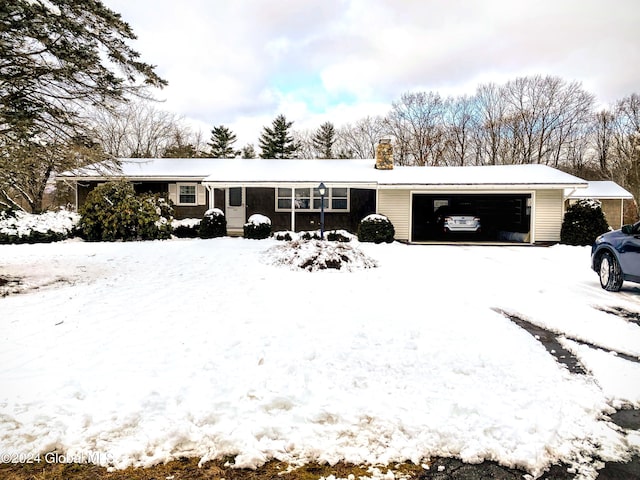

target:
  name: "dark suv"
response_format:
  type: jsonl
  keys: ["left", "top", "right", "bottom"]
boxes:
{"left": 591, "top": 221, "right": 640, "bottom": 291}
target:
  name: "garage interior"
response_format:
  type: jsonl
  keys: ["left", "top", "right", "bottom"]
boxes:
{"left": 411, "top": 193, "right": 532, "bottom": 243}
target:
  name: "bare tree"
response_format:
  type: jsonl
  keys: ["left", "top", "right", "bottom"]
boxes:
{"left": 90, "top": 101, "right": 193, "bottom": 158}
{"left": 444, "top": 95, "right": 479, "bottom": 166}
{"left": 336, "top": 116, "right": 387, "bottom": 159}
{"left": 500, "top": 76, "right": 594, "bottom": 166}
{"left": 611, "top": 94, "right": 640, "bottom": 206}
{"left": 591, "top": 110, "right": 615, "bottom": 175}
{"left": 475, "top": 82, "right": 507, "bottom": 165}
{"left": 0, "top": 136, "right": 107, "bottom": 212}
{"left": 291, "top": 129, "right": 315, "bottom": 159}
{"left": 387, "top": 91, "right": 447, "bottom": 165}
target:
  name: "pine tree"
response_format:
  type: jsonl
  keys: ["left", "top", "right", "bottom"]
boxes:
{"left": 0, "top": 0, "right": 166, "bottom": 142}
{"left": 208, "top": 125, "right": 239, "bottom": 158}
{"left": 259, "top": 114, "right": 301, "bottom": 159}
{"left": 0, "top": 0, "right": 166, "bottom": 212}
{"left": 312, "top": 122, "right": 336, "bottom": 158}
{"left": 241, "top": 144, "right": 257, "bottom": 159}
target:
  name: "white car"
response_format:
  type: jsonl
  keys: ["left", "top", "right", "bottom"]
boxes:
{"left": 444, "top": 214, "right": 481, "bottom": 233}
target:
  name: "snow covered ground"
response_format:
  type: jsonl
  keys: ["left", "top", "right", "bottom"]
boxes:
{"left": 1, "top": 237, "right": 639, "bottom": 479}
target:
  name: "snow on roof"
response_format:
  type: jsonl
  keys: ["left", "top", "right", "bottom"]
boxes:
{"left": 202, "top": 159, "right": 587, "bottom": 188}
{"left": 58, "top": 158, "right": 227, "bottom": 179}
{"left": 565, "top": 181, "right": 633, "bottom": 199}
{"left": 60, "top": 158, "right": 587, "bottom": 188}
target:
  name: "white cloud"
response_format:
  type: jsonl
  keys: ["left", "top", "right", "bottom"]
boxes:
{"left": 103, "top": 0, "right": 640, "bottom": 145}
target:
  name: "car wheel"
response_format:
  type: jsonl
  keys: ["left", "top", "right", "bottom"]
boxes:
{"left": 599, "top": 252, "right": 623, "bottom": 292}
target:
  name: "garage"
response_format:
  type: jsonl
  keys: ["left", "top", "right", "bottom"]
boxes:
{"left": 411, "top": 193, "right": 532, "bottom": 243}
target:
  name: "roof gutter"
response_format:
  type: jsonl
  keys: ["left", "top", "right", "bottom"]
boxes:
{"left": 378, "top": 183, "right": 588, "bottom": 190}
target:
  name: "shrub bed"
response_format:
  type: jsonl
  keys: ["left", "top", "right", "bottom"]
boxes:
{"left": 0, "top": 209, "right": 80, "bottom": 244}
{"left": 264, "top": 239, "right": 377, "bottom": 271}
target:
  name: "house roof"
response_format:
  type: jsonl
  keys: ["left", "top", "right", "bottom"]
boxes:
{"left": 59, "top": 158, "right": 588, "bottom": 190}
{"left": 58, "top": 158, "right": 226, "bottom": 181}
{"left": 565, "top": 181, "right": 633, "bottom": 199}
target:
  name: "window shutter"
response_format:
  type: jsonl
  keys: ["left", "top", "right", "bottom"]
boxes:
{"left": 197, "top": 184, "right": 206, "bottom": 205}
{"left": 168, "top": 183, "right": 177, "bottom": 203}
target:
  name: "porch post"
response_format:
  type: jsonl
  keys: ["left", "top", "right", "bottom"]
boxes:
{"left": 207, "top": 186, "right": 215, "bottom": 208}
{"left": 290, "top": 187, "right": 295, "bottom": 232}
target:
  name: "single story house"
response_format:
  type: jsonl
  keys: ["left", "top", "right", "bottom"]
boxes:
{"left": 59, "top": 141, "right": 595, "bottom": 244}
{"left": 565, "top": 181, "right": 634, "bottom": 229}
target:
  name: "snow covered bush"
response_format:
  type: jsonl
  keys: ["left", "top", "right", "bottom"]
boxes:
{"left": 273, "top": 231, "right": 294, "bottom": 241}
{"left": 274, "top": 230, "right": 355, "bottom": 242}
{"left": 172, "top": 218, "right": 201, "bottom": 238}
{"left": 0, "top": 208, "right": 80, "bottom": 244}
{"left": 264, "top": 239, "right": 377, "bottom": 271}
{"left": 78, "top": 181, "right": 174, "bottom": 242}
{"left": 300, "top": 230, "right": 321, "bottom": 240}
{"left": 302, "top": 230, "right": 355, "bottom": 241}
{"left": 198, "top": 209, "right": 226, "bottom": 238}
{"left": 244, "top": 214, "right": 271, "bottom": 239}
{"left": 357, "top": 214, "right": 395, "bottom": 244}
{"left": 561, "top": 199, "right": 610, "bottom": 246}
{"left": 327, "top": 229, "right": 354, "bottom": 242}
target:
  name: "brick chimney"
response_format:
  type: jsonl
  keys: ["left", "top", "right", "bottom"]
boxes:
{"left": 375, "top": 138, "right": 393, "bottom": 170}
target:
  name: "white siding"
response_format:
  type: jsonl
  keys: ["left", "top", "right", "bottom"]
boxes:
{"left": 534, "top": 189, "right": 563, "bottom": 242}
{"left": 378, "top": 190, "right": 411, "bottom": 241}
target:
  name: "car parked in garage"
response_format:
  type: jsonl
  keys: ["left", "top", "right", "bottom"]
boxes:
{"left": 591, "top": 221, "right": 640, "bottom": 291}
{"left": 435, "top": 206, "right": 481, "bottom": 233}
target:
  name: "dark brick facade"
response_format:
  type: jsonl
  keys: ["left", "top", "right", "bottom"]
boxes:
{"left": 246, "top": 187, "right": 375, "bottom": 233}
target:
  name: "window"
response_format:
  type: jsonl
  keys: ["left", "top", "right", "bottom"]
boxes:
{"left": 178, "top": 184, "right": 197, "bottom": 205}
{"left": 295, "top": 188, "right": 310, "bottom": 209}
{"left": 229, "top": 187, "right": 242, "bottom": 207}
{"left": 313, "top": 187, "right": 328, "bottom": 209}
{"left": 331, "top": 187, "right": 348, "bottom": 210}
{"left": 277, "top": 188, "right": 292, "bottom": 209}
{"left": 276, "top": 187, "right": 349, "bottom": 212}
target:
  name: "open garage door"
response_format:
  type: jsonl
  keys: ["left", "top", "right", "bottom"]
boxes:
{"left": 411, "top": 193, "right": 532, "bottom": 243}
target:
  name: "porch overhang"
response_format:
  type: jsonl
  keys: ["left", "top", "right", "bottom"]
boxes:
{"left": 202, "top": 181, "right": 379, "bottom": 189}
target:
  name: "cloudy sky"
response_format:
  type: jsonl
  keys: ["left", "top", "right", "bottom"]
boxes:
{"left": 103, "top": 0, "right": 639, "bottom": 147}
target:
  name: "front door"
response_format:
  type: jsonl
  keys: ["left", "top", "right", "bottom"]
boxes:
{"left": 226, "top": 187, "right": 246, "bottom": 231}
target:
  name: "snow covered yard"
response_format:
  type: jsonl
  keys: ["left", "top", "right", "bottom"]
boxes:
{"left": 1, "top": 238, "right": 639, "bottom": 479}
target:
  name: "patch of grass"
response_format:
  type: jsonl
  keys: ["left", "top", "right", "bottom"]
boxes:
{"left": 0, "top": 459, "right": 428, "bottom": 480}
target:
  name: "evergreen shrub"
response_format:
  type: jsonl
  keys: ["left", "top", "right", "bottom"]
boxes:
{"left": 560, "top": 199, "right": 610, "bottom": 246}
{"left": 78, "top": 181, "right": 173, "bottom": 241}
{"left": 198, "top": 209, "right": 226, "bottom": 238}
{"left": 357, "top": 214, "right": 395, "bottom": 243}
{"left": 244, "top": 214, "right": 271, "bottom": 239}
